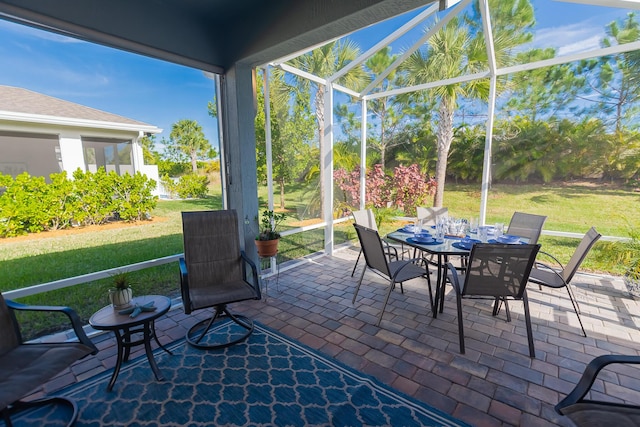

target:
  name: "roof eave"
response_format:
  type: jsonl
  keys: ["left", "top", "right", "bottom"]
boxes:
{"left": 0, "top": 110, "right": 162, "bottom": 134}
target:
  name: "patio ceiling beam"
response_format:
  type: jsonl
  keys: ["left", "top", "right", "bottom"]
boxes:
{"left": 329, "top": 3, "right": 439, "bottom": 84}
{"left": 364, "top": 71, "right": 490, "bottom": 100}
{"left": 276, "top": 63, "right": 360, "bottom": 98}
{"left": 360, "top": 0, "right": 471, "bottom": 97}
{"left": 497, "top": 40, "right": 640, "bottom": 76}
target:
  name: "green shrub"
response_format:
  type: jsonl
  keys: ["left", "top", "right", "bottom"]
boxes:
{"left": 162, "top": 173, "right": 209, "bottom": 199}
{"left": 0, "top": 168, "right": 157, "bottom": 237}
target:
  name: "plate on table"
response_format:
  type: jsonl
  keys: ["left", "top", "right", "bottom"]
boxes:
{"left": 408, "top": 237, "right": 442, "bottom": 245}
{"left": 453, "top": 238, "right": 481, "bottom": 250}
{"left": 398, "top": 225, "right": 418, "bottom": 233}
{"left": 497, "top": 234, "right": 521, "bottom": 244}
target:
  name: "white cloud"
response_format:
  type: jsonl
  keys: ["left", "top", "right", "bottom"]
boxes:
{"left": 533, "top": 22, "right": 606, "bottom": 55}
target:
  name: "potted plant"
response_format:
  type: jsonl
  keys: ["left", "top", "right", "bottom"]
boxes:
{"left": 255, "top": 210, "right": 287, "bottom": 257}
{"left": 600, "top": 229, "right": 640, "bottom": 297}
{"left": 108, "top": 271, "right": 134, "bottom": 309}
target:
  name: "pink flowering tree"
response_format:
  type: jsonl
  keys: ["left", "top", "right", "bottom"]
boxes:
{"left": 392, "top": 164, "right": 436, "bottom": 216}
{"left": 334, "top": 163, "right": 435, "bottom": 216}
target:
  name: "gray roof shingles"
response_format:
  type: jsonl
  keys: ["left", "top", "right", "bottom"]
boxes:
{"left": 0, "top": 85, "right": 153, "bottom": 127}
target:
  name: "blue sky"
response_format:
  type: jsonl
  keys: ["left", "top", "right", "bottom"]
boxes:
{"left": 0, "top": 0, "right": 633, "bottom": 152}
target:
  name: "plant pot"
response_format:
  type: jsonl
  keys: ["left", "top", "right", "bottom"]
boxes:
{"left": 109, "top": 287, "right": 133, "bottom": 309}
{"left": 255, "top": 239, "right": 279, "bottom": 257}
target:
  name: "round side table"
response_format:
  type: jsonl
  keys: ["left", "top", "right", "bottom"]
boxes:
{"left": 89, "top": 294, "right": 172, "bottom": 391}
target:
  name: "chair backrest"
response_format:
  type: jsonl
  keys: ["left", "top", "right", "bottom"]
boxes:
{"left": 562, "top": 227, "right": 601, "bottom": 283}
{"left": 354, "top": 224, "right": 390, "bottom": 277}
{"left": 181, "top": 210, "right": 243, "bottom": 291}
{"left": 0, "top": 294, "right": 19, "bottom": 357}
{"left": 352, "top": 209, "right": 378, "bottom": 231}
{"left": 506, "top": 212, "right": 547, "bottom": 244}
{"left": 417, "top": 207, "right": 449, "bottom": 226}
{"left": 462, "top": 243, "right": 540, "bottom": 299}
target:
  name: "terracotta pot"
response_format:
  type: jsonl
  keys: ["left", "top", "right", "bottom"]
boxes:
{"left": 109, "top": 287, "right": 133, "bottom": 309}
{"left": 255, "top": 238, "right": 279, "bottom": 257}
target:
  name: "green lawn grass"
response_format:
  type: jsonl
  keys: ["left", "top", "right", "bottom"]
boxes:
{"left": 2, "top": 181, "right": 638, "bottom": 338}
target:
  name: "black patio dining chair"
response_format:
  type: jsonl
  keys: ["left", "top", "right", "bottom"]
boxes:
{"left": 0, "top": 293, "right": 98, "bottom": 426}
{"left": 506, "top": 212, "right": 547, "bottom": 244}
{"left": 350, "top": 208, "right": 408, "bottom": 277}
{"left": 352, "top": 224, "right": 433, "bottom": 326}
{"left": 446, "top": 243, "right": 541, "bottom": 357}
{"left": 528, "top": 227, "right": 601, "bottom": 337}
{"left": 556, "top": 354, "right": 640, "bottom": 426}
{"left": 180, "top": 210, "right": 262, "bottom": 349}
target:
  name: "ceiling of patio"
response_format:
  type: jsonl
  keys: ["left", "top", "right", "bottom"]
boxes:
{"left": 0, "top": 0, "right": 435, "bottom": 74}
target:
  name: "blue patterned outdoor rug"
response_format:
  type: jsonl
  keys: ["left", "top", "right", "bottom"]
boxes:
{"left": 9, "top": 322, "right": 468, "bottom": 426}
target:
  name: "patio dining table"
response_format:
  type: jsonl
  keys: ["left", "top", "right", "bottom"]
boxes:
{"left": 387, "top": 230, "right": 470, "bottom": 318}
{"left": 387, "top": 228, "right": 530, "bottom": 318}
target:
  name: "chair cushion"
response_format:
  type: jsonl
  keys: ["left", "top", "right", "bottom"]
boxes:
{"left": 0, "top": 343, "right": 94, "bottom": 410}
{"left": 189, "top": 279, "right": 258, "bottom": 310}
{"left": 388, "top": 260, "right": 426, "bottom": 283}
{"left": 561, "top": 402, "right": 640, "bottom": 427}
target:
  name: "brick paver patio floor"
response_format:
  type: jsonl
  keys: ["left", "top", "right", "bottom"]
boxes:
{"left": 37, "top": 245, "right": 640, "bottom": 426}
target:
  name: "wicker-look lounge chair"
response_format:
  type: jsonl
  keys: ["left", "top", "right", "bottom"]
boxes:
{"left": 0, "top": 293, "right": 97, "bottom": 426}
{"left": 353, "top": 224, "right": 432, "bottom": 326}
{"left": 447, "top": 243, "right": 540, "bottom": 357}
{"left": 179, "top": 210, "right": 261, "bottom": 349}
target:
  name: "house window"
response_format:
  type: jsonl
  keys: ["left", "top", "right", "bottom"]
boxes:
{"left": 82, "top": 138, "right": 133, "bottom": 175}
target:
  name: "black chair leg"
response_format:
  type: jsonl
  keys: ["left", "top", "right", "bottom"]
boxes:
{"left": 351, "top": 249, "right": 363, "bottom": 277}
{"left": 456, "top": 292, "right": 465, "bottom": 354}
{"left": 565, "top": 285, "right": 587, "bottom": 337}
{"left": 522, "top": 292, "right": 535, "bottom": 358}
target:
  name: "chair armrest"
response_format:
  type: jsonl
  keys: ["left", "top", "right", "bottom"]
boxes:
{"left": 381, "top": 240, "right": 399, "bottom": 260}
{"left": 446, "top": 262, "right": 463, "bottom": 294}
{"left": 535, "top": 250, "right": 565, "bottom": 271}
{"left": 240, "top": 251, "right": 261, "bottom": 299}
{"left": 6, "top": 299, "right": 98, "bottom": 354}
{"left": 555, "top": 355, "right": 640, "bottom": 414}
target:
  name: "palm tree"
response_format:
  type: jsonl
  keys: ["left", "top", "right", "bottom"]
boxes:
{"left": 403, "top": 18, "right": 484, "bottom": 207}
{"left": 285, "top": 39, "right": 367, "bottom": 218}
{"left": 169, "top": 119, "right": 210, "bottom": 173}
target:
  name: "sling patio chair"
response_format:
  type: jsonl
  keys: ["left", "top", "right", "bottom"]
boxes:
{"left": 180, "top": 209, "right": 261, "bottom": 349}
{"left": 350, "top": 208, "right": 408, "bottom": 277}
{"left": 506, "top": 212, "right": 547, "bottom": 244}
{"left": 353, "top": 224, "right": 433, "bottom": 326}
{"left": 556, "top": 354, "right": 640, "bottom": 427}
{"left": 0, "top": 293, "right": 98, "bottom": 426}
{"left": 416, "top": 206, "right": 449, "bottom": 226}
{"left": 446, "top": 243, "right": 541, "bottom": 357}
{"left": 528, "top": 227, "right": 601, "bottom": 337}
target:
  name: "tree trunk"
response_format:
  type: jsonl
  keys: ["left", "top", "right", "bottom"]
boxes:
{"left": 279, "top": 178, "right": 285, "bottom": 209}
{"left": 433, "top": 99, "right": 455, "bottom": 208}
{"left": 190, "top": 150, "right": 198, "bottom": 173}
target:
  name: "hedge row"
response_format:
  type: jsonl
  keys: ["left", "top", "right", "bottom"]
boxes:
{"left": 0, "top": 168, "right": 157, "bottom": 237}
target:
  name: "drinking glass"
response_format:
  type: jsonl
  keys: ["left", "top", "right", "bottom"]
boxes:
{"left": 478, "top": 226, "right": 489, "bottom": 242}
{"left": 494, "top": 223, "right": 504, "bottom": 239}
{"left": 469, "top": 217, "right": 478, "bottom": 234}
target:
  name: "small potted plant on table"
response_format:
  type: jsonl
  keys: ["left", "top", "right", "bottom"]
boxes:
{"left": 108, "top": 272, "right": 134, "bottom": 309}
{"left": 255, "top": 210, "right": 287, "bottom": 257}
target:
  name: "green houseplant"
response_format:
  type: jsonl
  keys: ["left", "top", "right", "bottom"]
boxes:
{"left": 108, "top": 271, "right": 134, "bottom": 309}
{"left": 255, "top": 210, "right": 287, "bottom": 257}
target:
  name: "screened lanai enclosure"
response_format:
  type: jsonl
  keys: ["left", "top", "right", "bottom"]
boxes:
{"left": 257, "top": 0, "right": 640, "bottom": 256}
{"left": 1, "top": 0, "right": 640, "bottom": 261}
